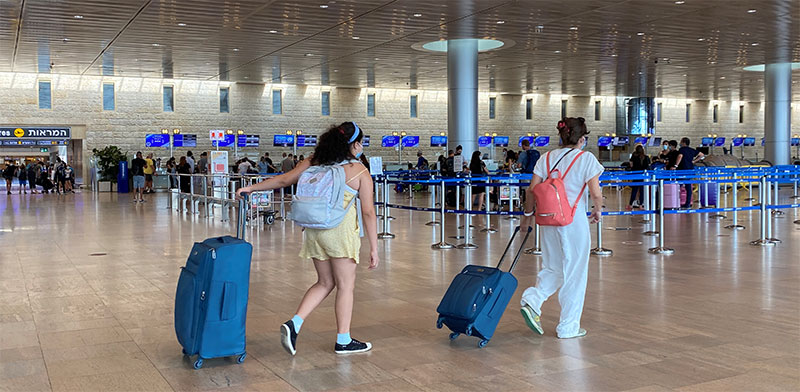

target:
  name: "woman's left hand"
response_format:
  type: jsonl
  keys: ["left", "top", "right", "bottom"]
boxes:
{"left": 589, "top": 209, "right": 602, "bottom": 224}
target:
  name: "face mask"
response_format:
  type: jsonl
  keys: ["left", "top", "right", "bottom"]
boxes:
{"left": 355, "top": 151, "right": 363, "bottom": 158}
{"left": 580, "top": 138, "right": 587, "bottom": 150}
{"left": 662, "top": 145, "right": 669, "bottom": 150}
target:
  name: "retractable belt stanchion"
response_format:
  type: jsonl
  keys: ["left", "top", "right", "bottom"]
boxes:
{"left": 203, "top": 176, "right": 209, "bottom": 217}
{"left": 431, "top": 180, "right": 454, "bottom": 249}
{"left": 744, "top": 176, "right": 755, "bottom": 202}
{"left": 640, "top": 174, "right": 651, "bottom": 224}
{"left": 189, "top": 174, "right": 197, "bottom": 215}
{"left": 451, "top": 182, "right": 464, "bottom": 240}
{"left": 750, "top": 175, "right": 775, "bottom": 246}
{"left": 378, "top": 176, "right": 395, "bottom": 239}
{"left": 772, "top": 174, "right": 785, "bottom": 216}
{"left": 524, "top": 224, "right": 543, "bottom": 255}
{"left": 643, "top": 174, "right": 659, "bottom": 236}
{"left": 220, "top": 178, "right": 230, "bottom": 222}
{"left": 791, "top": 170, "right": 800, "bottom": 200}
{"left": 426, "top": 180, "right": 439, "bottom": 226}
{"left": 505, "top": 180, "right": 520, "bottom": 221}
{"left": 648, "top": 179, "right": 674, "bottom": 254}
{"left": 725, "top": 173, "right": 745, "bottom": 230}
{"left": 457, "top": 180, "right": 477, "bottom": 249}
{"left": 590, "top": 214, "right": 613, "bottom": 256}
{"left": 765, "top": 174, "right": 781, "bottom": 243}
{"left": 709, "top": 172, "right": 726, "bottom": 220}
{"left": 480, "top": 184, "right": 496, "bottom": 233}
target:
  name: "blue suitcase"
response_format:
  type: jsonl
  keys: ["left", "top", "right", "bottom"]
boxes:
{"left": 699, "top": 182, "right": 718, "bottom": 207}
{"left": 175, "top": 197, "right": 253, "bottom": 369}
{"left": 436, "top": 226, "right": 532, "bottom": 348}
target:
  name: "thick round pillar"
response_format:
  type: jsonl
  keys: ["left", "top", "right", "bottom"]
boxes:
{"left": 764, "top": 63, "right": 792, "bottom": 165}
{"left": 447, "top": 39, "right": 479, "bottom": 155}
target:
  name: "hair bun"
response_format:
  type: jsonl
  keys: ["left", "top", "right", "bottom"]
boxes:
{"left": 577, "top": 117, "right": 585, "bottom": 124}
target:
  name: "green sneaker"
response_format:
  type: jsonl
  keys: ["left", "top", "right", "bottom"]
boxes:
{"left": 558, "top": 328, "right": 587, "bottom": 339}
{"left": 520, "top": 304, "right": 544, "bottom": 335}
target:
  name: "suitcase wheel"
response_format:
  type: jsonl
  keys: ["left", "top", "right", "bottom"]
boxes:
{"left": 193, "top": 358, "right": 204, "bottom": 370}
{"left": 478, "top": 339, "right": 489, "bottom": 348}
{"left": 436, "top": 317, "right": 444, "bottom": 329}
{"left": 466, "top": 325, "right": 473, "bottom": 336}
{"left": 449, "top": 332, "right": 459, "bottom": 341}
{"left": 181, "top": 349, "right": 188, "bottom": 356}
{"left": 237, "top": 352, "right": 247, "bottom": 364}
{"left": 266, "top": 215, "right": 275, "bottom": 225}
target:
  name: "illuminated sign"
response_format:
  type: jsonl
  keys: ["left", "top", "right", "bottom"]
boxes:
{"left": 431, "top": 136, "right": 447, "bottom": 147}
{"left": 401, "top": 136, "right": 419, "bottom": 147}
{"left": 0, "top": 127, "right": 70, "bottom": 138}
{"left": 145, "top": 134, "right": 170, "bottom": 147}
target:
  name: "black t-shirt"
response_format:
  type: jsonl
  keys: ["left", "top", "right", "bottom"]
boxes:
{"left": 630, "top": 155, "right": 651, "bottom": 171}
{"left": 131, "top": 158, "right": 146, "bottom": 176}
{"left": 666, "top": 150, "right": 680, "bottom": 168}
{"left": 678, "top": 146, "right": 697, "bottom": 170}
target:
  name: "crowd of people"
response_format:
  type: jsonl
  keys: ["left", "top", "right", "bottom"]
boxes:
{"left": 2, "top": 157, "right": 75, "bottom": 195}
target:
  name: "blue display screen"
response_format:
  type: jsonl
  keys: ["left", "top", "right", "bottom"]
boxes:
{"left": 401, "top": 136, "right": 419, "bottom": 147}
{"left": 792, "top": 138, "right": 800, "bottom": 146}
{"left": 145, "top": 134, "right": 169, "bottom": 147}
{"left": 518, "top": 136, "right": 533, "bottom": 147}
{"left": 701, "top": 137, "right": 714, "bottom": 146}
{"left": 478, "top": 136, "right": 492, "bottom": 147}
{"left": 732, "top": 137, "right": 744, "bottom": 147}
{"left": 714, "top": 137, "right": 726, "bottom": 146}
{"left": 273, "top": 135, "right": 294, "bottom": 146}
{"left": 612, "top": 136, "right": 629, "bottom": 146}
{"left": 535, "top": 136, "right": 550, "bottom": 147}
{"left": 634, "top": 136, "right": 648, "bottom": 145}
{"left": 363, "top": 135, "right": 370, "bottom": 147}
{"left": 761, "top": 138, "right": 765, "bottom": 146}
{"left": 173, "top": 134, "right": 196, "bottom": 147}
{"left": 213, "top": 134, "right": 235, "bottom": 147}
{"left": 237, "top": 135, "right": 260, "bottom": 147}
{"left": 382, "top": 135, "right": 400, "bottom": 147}
{"left": 743, "top": 137, "right": 756, "bottom": 146}
{"left": 493, "top": 136, "right": 509, "bottom": 147}
{"left": 431, "top": 136, "right": 447, "bottom": 147}
{"left": 296, "top": 135, "right": 316, "bottom": 147}
{"left": 598, "top": 136, "right": 613, "bottom": 147}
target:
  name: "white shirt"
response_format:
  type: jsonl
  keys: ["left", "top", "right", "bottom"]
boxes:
{"left": 533, "top": 148, "right": 604, "bottom": 213}
{"left": 238, "top": 161, "right": 252, "bottom": 174}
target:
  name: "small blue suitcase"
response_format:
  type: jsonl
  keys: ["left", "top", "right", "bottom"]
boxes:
{"left": 436, "top": 226, "right": 532, "bottom": 348}
{"left": 699, "top": 182, "right": 718, "bottom": 207}
{"left": 175, "top": 197, "right": 253, "bottom": 369}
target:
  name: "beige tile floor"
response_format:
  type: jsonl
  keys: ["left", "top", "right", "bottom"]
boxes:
{"left": 1, "top": 189, "right": 799, "bottom": 391}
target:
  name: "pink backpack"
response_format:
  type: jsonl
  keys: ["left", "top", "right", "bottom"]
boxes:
{"left": 532, "top": 149, "right": 587, "bottom": 226}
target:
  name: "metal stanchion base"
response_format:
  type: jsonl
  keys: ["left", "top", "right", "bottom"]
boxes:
{"left": 724, "top": 224, "right": 745, "bottom": 230}
{"left": 766, "top": 237, "right": 781, "bottom": 243}
{"left": 480, "top": 227, "right": 497, "bottom": 233}
{"left": 425, "top": 221, "right": 440, "bottom": 226}
{"left": 431, "top": 242, "right": 455, "bottom": 249}
{"left": 709, "top": 214, "right": 727, "bottom": 220}
{"left": 790, "top": 195, "right": 800, "bottom": 200}
{"left": 591, "top": 247, "right": 613, "bottom": 256}
{"left": 744, "top": 198, "right": 756, "bottom": 202}
{"left": 378, "top": 233, "right": 396, "bottom": 239}
{"left": 750, "top": 239, "right": 776, "bottom": 246}
{"left": 524, "top": 247, "right": 542, "bottom": 255}
{"left": 639, "top": 218, "right": 651, "bottom": 223}
{"left": 449, "top": 235, "right": 465, "bottom": 240}
{"left": 456, "top": 243, "right": 479, "bottom": 249}
{"left": 387, "top": 216, "right": 396, "bottom": 220}
{"left": 648, "top": 247, "right": 675, "bottom": 254}
{"left": 771, "top": 210, "right": 785, "bottom": 216}
{"left": 458, "top": 225, "right": 476, "bottom": 229}
{"left": 793, "top": 219, "right": 800, "bottom": 224}
{"left": 643, "top": 231, "right": 660, "bottom": 236}
{"left": 503, "top": 216, "right": 519, "bottom": 221}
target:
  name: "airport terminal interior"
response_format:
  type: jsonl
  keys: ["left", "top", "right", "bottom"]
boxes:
{"left": 1, "top": 0, "right": 799, "bottom": 391}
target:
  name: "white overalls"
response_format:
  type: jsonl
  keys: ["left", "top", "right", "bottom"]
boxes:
{"left": 520, "top": 148, "right": 604, "bottom": 338}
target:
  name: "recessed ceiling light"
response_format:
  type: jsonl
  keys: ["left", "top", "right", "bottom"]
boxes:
{"left": 352, "top": 36, "right": 360, "bottom": 40}
{"left": 578, "top": 80, "right": 584, "bottom": 83}
{"left": 62, "top": 38, "right": 70, "bottom": 42}
{"left": 152, "top": 43, "right": 160, "bottom": 47}
{"left": 674, "top": 0, "right": 685, "bottom": 4}
{"left": 319, "top": 4, "right": 328, "bottom": 8}
{"left": 496, "top": 20, "right": 505, "bottom": 24}
{"left": 751, "top": 42, "right": 759, "bottom": 46}
{"left": 305, "top": 53, "right": 313, "bottom": 56}
{"left": 413, "top": 13, "right": 422, "bottom": 17}
{"left": 720, "top": 76, "right": 725, "bottom": 79}
{"left": 233, "top": 48, "right": 239, "bottom": 52}
{"left": 73, "top": 15, "right": 83, "bottom": 19}
{"left": 554, "top": 50, "right": 561, "bottom": 53}
{"left": 747, "top": 9, "right": 756, "bottom": 13}
{"left": 536, "top": 25, "right": 544, "bottom": 29}
{"left": 244, "top": 76, "right": 249, "bottom": 79}
{"left": 697, "top": 38, "right": 705, "bottom": 41}
{"left": 683, "top": 74, "right": 687, "bottom": 76}
{"left": 269, "top": 30, "right": 277, "bottom": 33}
{"left": 374, "top": 57, "right": 380, "bottom": 60}
{"left": 333, "top": 69, "right": 339, "bottom": 72}
{"left": 611, "top": 54, "right": 618, "bottom": 57}
{"left": 570, "top": 26, "right": 578, "bottom": 30}
{"left": 637, "top": 32, "right": 645, "bottom": 36}
{"left": 177, "top": 22, "right": 187, "bottom": 27}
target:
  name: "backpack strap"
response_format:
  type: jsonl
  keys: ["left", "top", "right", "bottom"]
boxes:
{"left": 561, "top": 151, "right": 587, "bottom": 180}
{"left": 546, "top": 149, "right": 577, "bottom": 178}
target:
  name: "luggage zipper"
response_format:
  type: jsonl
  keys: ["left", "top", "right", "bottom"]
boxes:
{"left": 200, "top": 291, "right": 205, "bottom": 301}
{"left": 211, "top": 249, "right": 216, "bottom": 260}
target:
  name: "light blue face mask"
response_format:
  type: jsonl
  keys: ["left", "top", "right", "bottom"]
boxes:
{"left": 355, "top": 150, "right": 363, "bottom": 158}
{"left": 580, "top": 138, "right": 587, "bottom": 150}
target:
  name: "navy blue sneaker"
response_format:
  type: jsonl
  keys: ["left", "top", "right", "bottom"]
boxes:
{"left": 334, "top": 338, "right": 372, "bottom": 355}
{"left": 280, "top": 320, "right": 298, "bottom": 356}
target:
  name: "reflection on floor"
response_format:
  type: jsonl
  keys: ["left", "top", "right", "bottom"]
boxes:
{"left": 1, "top": 190, "right": 799, "bottom": 391}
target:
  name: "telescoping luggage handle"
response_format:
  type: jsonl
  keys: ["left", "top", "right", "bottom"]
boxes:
{"left": 236, "top": 193, "right": 250, "bottom": 241}
{"left": 496, "top": 226, "right": 533, "bottom": 273}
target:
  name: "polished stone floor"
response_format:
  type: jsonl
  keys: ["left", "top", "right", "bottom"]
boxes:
{"left": 1, "top": 189, "right": 799, "bottom": 391}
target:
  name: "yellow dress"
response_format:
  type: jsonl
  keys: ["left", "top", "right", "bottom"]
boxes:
{"left": 299, "top": 190, "right": 361, "bottom": 263}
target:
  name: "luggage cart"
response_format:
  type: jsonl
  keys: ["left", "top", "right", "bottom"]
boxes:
{"left": 249, "top": 190, "right": 277, "bottom": 225}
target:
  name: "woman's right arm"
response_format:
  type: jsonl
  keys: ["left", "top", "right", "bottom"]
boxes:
{"left": 521, "top": 174, "right": 543, "bottom": 229}
{"left": 236, "top": 159, "right": 310, "bottom": 197}
{"left": 587, "top": 174, "right": 603, "bottom": 223}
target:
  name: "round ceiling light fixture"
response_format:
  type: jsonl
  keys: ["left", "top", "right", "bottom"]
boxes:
{"left": 413, "top": 38, "right": 513, "bottom": 53}
{"left": 742, "top": 62, "right": 800, "bottom": 72}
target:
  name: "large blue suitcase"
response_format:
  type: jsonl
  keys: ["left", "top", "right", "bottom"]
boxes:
{"left": 175, "top": 198, "right": 253, "bottom": 369}
{"left": 436, "top": 226, "right": 532, "bottom": 348}
{"left": 699, "top": 182, "right": 718, "bottom": 207}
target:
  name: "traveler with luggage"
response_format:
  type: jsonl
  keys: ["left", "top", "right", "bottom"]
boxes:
{"left": 519, "top": 117, "right": 604, "bottom": 339}
{"left": 469, "top": 151, "right": 490, "bottom": 211}
{"left": 237, "top": 121, "right": 379, "bottom": 356}
{"left": 131, "top": 152, "right": 146, "bottom": 203}
{"left": 517, "top": 138, "right": 540, "bottom": 174}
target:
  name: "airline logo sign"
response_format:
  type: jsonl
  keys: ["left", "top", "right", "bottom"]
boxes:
{"left": 209, "top": 130, "right": 225, "bottom": 142}
{"left": 0, "top": 127, "right": 71, "bottom": 138}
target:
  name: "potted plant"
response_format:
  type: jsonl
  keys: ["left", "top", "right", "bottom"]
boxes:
{"left": 92, "top": 146, "right": 127, "bottom": 192}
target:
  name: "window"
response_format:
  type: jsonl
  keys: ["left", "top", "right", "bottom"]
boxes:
{"left": 102, "top": 82, "right": 115, "bottom": 111}
{"left": 713, "top": 104, "right": 718, "bottom": 123}
{"left": 220, "top": 87, "right": 230, "bottom": 113}
{"left": 272, "top": 89, "right": 282, "bottom": 115}
{"left": 561, "top": 99, "right": 568, "bottom": 118}
{"left": 38, "top": 81, "right": 51, "bottom": 109}
{"left": 163, "top": 85, "right": 174, "bottom": 112}
{"left": 321, "top": 91, "right": 330, "bottom": 116}
{"left": 489, "top": 97, "right": 496, "bottom": 119}
{"left": 367, "top": 93, "right": 376, "bottom": 117}
{"left": 525, "top": 99, "right": 532, "bottom": 120}
{"left": 685, "top": 103, "right": 691, "bottom": 122}
{"left": 594, "top": 100, "right": 601, "bottom": 121}
{"left": 657, "top": 102, "right": 663, "bottom": 122}
{"left": 739, "top": 105, "right": 744, "bottom": 123}
{"left": 410, "top": 95, "right": 418, "bottom": 118}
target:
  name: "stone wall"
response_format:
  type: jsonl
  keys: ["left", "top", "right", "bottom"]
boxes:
{"left": 1, "top": 72, "right": 797, "bottom": 177}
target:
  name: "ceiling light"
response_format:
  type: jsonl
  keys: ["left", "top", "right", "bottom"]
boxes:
{"left": 554, "top": 50, "right": 561, "bottom": 53}
{"left": 305, "top": 53, "right": 313, "bottom": 56}
{"left": 751, "top": 42, "right": 759, "bottom": 46}
{"left": 413, "top": 13, "right": 422, "bottom": 17}
{"left": 536, "top": 25, "right": 544, "bottom": 29}
{"left": 352, "top": 36, "right": 360, "bottom": 40}
{"left": 674, "top": 0, "right": 685, "bottom": 4}
{"left": 747, "top": 9, "right": 756, "bottom": 13}
{"left": 496, "top": 20, "right": 505, "bottom": 24}
{"left": 152, "top": 43, "right": 160, "bottom": 47}
{"left": 73, "top": 15, "right": 83, "bottom": 19}
{"left": 319, "top": 4, "right": 328, "bottom": 8}
{"left": 269, "top": 30, "right": 278, "bottom": 33}
{"left": 233, "top": 48, "right": 239, "bottom": 52}
{"left": 720, "top": 76, "right": 726, "bottom": 79}
{"left": 62, "top": 38, "right": 70, "bottom": 42}
{"left": 570, "top": 26, "right": 578, "bottom": 30}
{"left": 637, "top": 32, "right": 644, "bottom": 36}
{"left": 177, "top": 22, "right": 187, "bottom": 27}
{"left": 578, "top": 80, "right": 584, "bottom": 83}
{"left": 333, "top": 69, "right": 339, "bottom": 72}
{"left": 697, "top": 38, "right": 705, "bottom": 41}
{"left": 611, "top": 54, "right": 618, "bottom": 57}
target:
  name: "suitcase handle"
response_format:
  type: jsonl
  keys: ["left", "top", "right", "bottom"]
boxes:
{"left": 495, "top": 226, "right": 521, "bottom": 270}
{"left": 508, "top": 226, "right": 533, "bottom": 273}
{"left": 236, "top": 193, "right": 250, "bottom": 240}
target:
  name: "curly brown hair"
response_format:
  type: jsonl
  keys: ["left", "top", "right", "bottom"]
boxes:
{"left": 556, "top": 117, "right": 589, "bottom": 146}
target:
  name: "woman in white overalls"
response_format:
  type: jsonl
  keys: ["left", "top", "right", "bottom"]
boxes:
{"left": 519, "top": 117, "right": 604, "bottom": 339}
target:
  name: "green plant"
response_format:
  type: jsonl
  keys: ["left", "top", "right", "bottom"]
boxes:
{"left": 92, "top": 146, "right": 128, "bottom": 182}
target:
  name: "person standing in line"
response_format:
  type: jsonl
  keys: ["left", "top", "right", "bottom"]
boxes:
{"left": 626, "top": 145, "right": 650, "bottom": 210}
{"left": 3, "top": 162, "right": 17, "bottom": 195}
{"left": 281, "top": 153, "right": 296, "bottom": 196}
{"left": 264, "top": 152, "right": 276, "bottom": 173}
{"left": 143, "top": 153, "right": 155, "bottom": 194}
{"left": 54, "top": 158, "right": 67, "bottom": 194}
{"left": 131, "top": 152, "right": 147, "bottom": 203}
{"left": 186, "top": 151, "right": 195, "bottom": 174}
{"left": 519, "top": 117, "right": 604, "bottom": 339}
{"left": 26, "top": 161, "right": 38, "bottom": 194}
{"left": 197, "top": 152, "right": 208, "bottom": 175}
{"left": 177, "top": 156, "right": 191, "bottom": 194}
{"left": 469, "top": 151, "right": 490, "bottom": 211}
{"left": 675, "top": 137, "right": 704, "bottom": 208}
{"left": 236, "top": 122, "right": 379, "bottom": 356}
{"left": 16, "top": 163, "right": 28, "bottom": 194}
{"left": 416, "top": 151, "right": 428, "bottom": 170}
{"left": 258, "top": 156, "right": 270, "bottom": 174}
{"left": 166, "top": 157, "right": 177, "bottom": 189}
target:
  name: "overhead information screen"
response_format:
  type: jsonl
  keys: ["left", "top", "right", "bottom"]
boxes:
{"left": 145, "top": 134, "right": 170, "bottom": 147}
{"left": 518, "top": 136, "right": 533, "bottom": 146}
{"left": 2, "top": 140, "right": 37, "bottom": 146}
{"left": 792, "top": 138, "right": 800, "bottom": 146}
{"left": 714, "top": 137, "right": 726, "bottom": 146}
{"left": 634, "top": 136, "right": 648, "bottom": 145}
{"left": 598, "top": 136, "right": 613, "bottom": 147}
{"left": 701, "top": 137, "right": 714, "bottom": 146}
{"left": 401, "top": 136, "right": 419, "bottom": 147}
{"left": 478, "top": 136, "right": 492, "bottom": 147}
{"left": 493, "top": 136, "right": 509, "bottom": 147}
{"left": 534, "top": 136, "right": 550, "bottom": 147}
{"left": 743, "top": 137, "right": 756, "bottom": 146}
{"left": 213, "top": 134, "right": 235, "bottom": 147}
{"left": 382, "top": 135, "right": 400, "bottom": 147}
{"left": 296, "top": 135, "right": 317, "bottom": 147}
{"left": 362, "top": 135, "right": 370, "bottom": 147}
{"left": 430, "top": 136, "right": 447, "bottom": 147}
{"left": 612, "top": 136, "right": 629, "bottom": 146}
{"left": 173, "top": 134, "right": 196, "bottom": 147}
{"left": 648, "top": 137, "right": 662, "bottom": 147}
{"left": 273, "top": 135, "right": 294, "bottom": 146}
{"left": 237, "top": 135, "right": 260, "bottom": 148}
{"left": 732, "top": 137, "right": 744, "bottom": 147}
{"left": 761, "top": 138, "right": 765, "bottom": 146}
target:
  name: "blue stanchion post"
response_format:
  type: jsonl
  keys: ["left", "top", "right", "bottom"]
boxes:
{"left": 765, "top": 174, "right": 781, "bottom": 243}
{"left": 648, "top": 179, "right": 674, "bottom": 255}
{"left": 426, "top": 182, "right": 439, "bottom": 226}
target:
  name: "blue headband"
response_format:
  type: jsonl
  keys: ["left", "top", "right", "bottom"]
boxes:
{"left": 348, "top": 122, "right": 361, "bottom": 144}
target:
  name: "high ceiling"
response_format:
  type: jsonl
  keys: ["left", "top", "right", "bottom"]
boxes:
{"left": 1, "top": 0, "right": 798, "bottom": 101}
